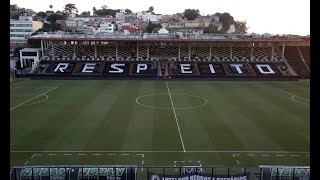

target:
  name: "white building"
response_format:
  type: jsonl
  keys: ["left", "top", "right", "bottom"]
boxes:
{"left": 142, "top": 14, "right": 157, "bottom": 22}
{"left": 226, "top": 24, "right": 236, "bottom": 33}
{"left": 10, "top": 17, "right": 43, "bottom": 48}
{"left": 19, "top": 48, "right": 42, "bottom": 70}
{"left": 116, "top": 12, "right": 125, "bottom": 21}
{"left": 100, "top": 22, "right": 114, "bottom": 33}
{"left": 158, "top": 27, "right": 169, "bottom": 34}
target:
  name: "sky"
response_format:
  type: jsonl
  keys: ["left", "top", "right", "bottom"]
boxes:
{"left": 10, "top": 0, "right": 310, "bottom": 35}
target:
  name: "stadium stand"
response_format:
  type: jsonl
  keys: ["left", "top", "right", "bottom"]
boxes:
{"left": 284, "top": 46, "right": 309, "bottom": 78}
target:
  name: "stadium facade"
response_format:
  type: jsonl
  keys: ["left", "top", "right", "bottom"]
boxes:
{"left": 17, "top": 33, "right": 310, "bottom": 80}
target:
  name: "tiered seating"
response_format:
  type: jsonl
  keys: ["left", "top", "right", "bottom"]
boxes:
{"left": 196, "top": 47, "right": 210, "bottom": 58}
{"left": 149, "top": 46, "right": 179, "bottom": 57}
{"left": 252, "top": 47, "right": 269, "bottom": 62}
{"left": 284, "top": 46, "right": 309, "bottom": 77}
{"left": 180, "top": 46, "right": 189, "bottom": 58}
{"left": 138, "top": 46, "right": 148, "bottom": 58}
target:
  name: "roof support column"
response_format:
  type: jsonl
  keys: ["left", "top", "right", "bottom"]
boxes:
{"left": 137, "top": 42, "right": 139, "bottom": 60}
{"left": 116, "top": 44, "right": 118, "bottom": 59}
{"left": 73, "top": 42, "right": 76, "bottom": 59}
{"left": 52, "top": 41, "right": 55, "bottom": 59}
{"left": 281, "top": 42, "right": 286, "bottom": 59}
{"left": 230, "top": 45, "right": 232, "bottom": 59}
{"left": 271, "top": 43, "right": 274, "bottom": 61}
{"left": 147, "top": 44, "right": 149, "bottom": 59}
{"left": 41, "top": 40, "right": 44, "bottom": 58}
{"left": 209, "top": 45, "right": 212, "bottom": 59}
{"left": 251, "top": 43, "right": 253, "bottom": 61}
{"left": 20, "top": 51, "right": 23, "bottom": 68}
{"left": 189, "top": 44, "right": 191, "bottom": 60}
{"left": 178, "top": 43, "right": 181, "bottom": 59}
{"left": 94, "top": 43, "right": 97, "bottom": 58}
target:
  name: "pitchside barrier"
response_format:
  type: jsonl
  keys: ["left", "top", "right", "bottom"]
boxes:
{"left": 10, "top": 166, "right": 310, "bottom": 180}
{"left": 14, "top": 61, "right": 306, "bottom": 80}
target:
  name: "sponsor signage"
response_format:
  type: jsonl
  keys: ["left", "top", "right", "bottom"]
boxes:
{"left": 148, "top": 173, "right": 247, "bottom": 180}
{"left": 11, "top": 166, "right": 137, "bottom": 180}
{"left": 261, "top": 166, "right": 310, "bottom": 180}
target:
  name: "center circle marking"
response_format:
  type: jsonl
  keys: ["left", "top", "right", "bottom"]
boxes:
{"left": 136, "top": 93, "right": 208, "bottom": 110}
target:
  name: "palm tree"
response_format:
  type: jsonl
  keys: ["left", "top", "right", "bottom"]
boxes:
{"left": 92, "top": 7, "right": 96, "bottom": 15}
{"left": 49, "top": 5, "right": 53, "bottom": 12}
{"left": 148, "top": 6, "right": 154, "bottom": 13}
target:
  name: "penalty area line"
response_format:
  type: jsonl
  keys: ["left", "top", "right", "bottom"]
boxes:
{"left": 10, "top": 87, "right": 58, "bottom": 111}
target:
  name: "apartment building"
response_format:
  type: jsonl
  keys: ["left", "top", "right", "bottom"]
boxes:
{"left": 10, "top": 16, "right": 43, "bottom": 48}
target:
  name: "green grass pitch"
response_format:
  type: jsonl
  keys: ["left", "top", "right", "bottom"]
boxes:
{"left": 10, "top": 79, "right": 309, "bottom": 172}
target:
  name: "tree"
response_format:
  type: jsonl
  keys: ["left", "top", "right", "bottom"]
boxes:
{"left": 47, "top": 13, "right": 63, "bottom": 23}
{"left": 92, "top": 7, "right": 96, "bottom": 15}
{"left": 64, "top": 3, "right": 78, "bottom": 15}
{"left": 49, "top": 5, "right": 53, "bottom": 11}
{"left": 146, "top": 23, "right": 162, "bottom": 33}
{"left": 80, "top": 11, "right": 90, "bottom": 15}
{"left": 125, "top": 8, "right": 132, "bottom": 14}
{"left": 234, "top": 21, "right": 249, "bottom": 34}
{"left": 215, "top": 12, "right": 234, "bottom": 32}
{"left": 148, "top": 6, "right": 154, "bottom": 14}
{"left": 203, "top": 24, "right": 221, "bottom": 34}
{"left": 152, "top": 27, "right": 160, "bottom": 33}
{"left": 101, "top": 5, "right": 108, "bottom": 9}
{"left": 10, "top": 4, "right": 18, "bottom": 11}
{"left": 183, "top": 9, "right": 200, "bottom": 20}
{"left": 94, "top": 7, "right": 119, "bottom": 17}
{"left": 36, "top": 11, "right": 47, "bottom": 18}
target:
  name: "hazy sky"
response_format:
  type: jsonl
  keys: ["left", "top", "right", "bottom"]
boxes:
{"left": 10, "top": 0, "right": 310, "bottom": 35}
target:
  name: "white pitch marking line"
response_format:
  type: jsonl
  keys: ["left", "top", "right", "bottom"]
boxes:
{"left": 22, "top": 94, "right": 49, "bottom": 106}
{"left": 48, "top": 154, "right": 56, "bottom": 156}
{"left": 10, "top": 87, "right": 58, "bottom": 110}
{"left": 236, "top": 160, "right": 240, "bottom": 164}
{"left": 10, "top": 81, "right": 26, "bottom": 86}
{"left": 291, "top": 96, "right": 310, "bottom": 106}
{"left": 181, "top": 161, "right": 185, "bottom": 163}
{"left": 63, "top": 154, "right": 72, "bottom": 156}
{"left": 262, "top": 154, "right": 270, "bottom": 156}
{"left": 290, "top": 155, "right": 299, "bottom": 157}
{"left": 279, "top": 89, "right": 310, "bottom": 101}
{"left": 31, "top": 154, "right": 41, "bottom": 158}
{"left": 10, "top": 150, "right": 310, "bottom": 153}
{"left": 276, "top": 154, "right": 285, "bottom": 157}
{"left": 166, "top": 81, "right": 186, "bottom": 152}
{"left": 305, "top": 155, "right": 310, "bottom": 157}
{"left": 121, "top": 154, "right": 130, "bottom": 156}
{"left": 141, "top": 160, "right": 144, "bottom": 172}
{"left": 197, "top": 161, "right": 202, "bottom": 167}
{"left": 137, "top": 154, "right": 144, "bottom": 158}
{"left": 188, "top": 161, "right": 193, "bottom": 163}
{"left": 24, "top": 161, "right": 29, "bottom": 165}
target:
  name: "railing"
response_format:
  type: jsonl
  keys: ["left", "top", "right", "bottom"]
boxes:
{"left": 30, "top": 32, "right": 302, "bottom": 41}
{"left": 10, "top": 166, "right": 310, "bottom": 180}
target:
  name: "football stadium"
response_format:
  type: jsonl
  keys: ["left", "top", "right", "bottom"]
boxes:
{"left": 10, "top": 33, "right": 310, "bottom": 179}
